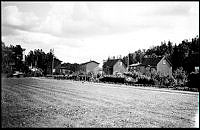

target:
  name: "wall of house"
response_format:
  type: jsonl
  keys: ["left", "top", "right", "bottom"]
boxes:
{"left": 54, "top": 64, "right": 61, "bottom": 74}
{"left": 157, "top": 58, "right": 172, "bottom": 77}
{"left": 60, "top": 69, "right": 71, "bottom": 75}
{"left": 136, "top": 65, "right": 156, "bottom": 76}
{"left": 150, "top": 67, "right": 157, "bottom": 74}
{"left": 103, "top": 66, "right": 111, "bottom": 75}
{"left": 85, "top": 62, "right": 99, "bottom": 74}
{"left": 79, "top": 64, "right": 86, "bottom": 73}
{"left": 93, "top": 67, "right": 103, "bottom": 76}
{"left": 130, "top": 66, "right": 141, "bottom": 72}
{"left": 113, "top": 60, "right": 127, "bottom": 75}
{"left": 139, "top": 66, "right": 146, "bottom": 74}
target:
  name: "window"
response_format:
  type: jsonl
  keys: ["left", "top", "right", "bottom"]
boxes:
{"left": 163, "top": 60, "right": 166, "bottom": 64}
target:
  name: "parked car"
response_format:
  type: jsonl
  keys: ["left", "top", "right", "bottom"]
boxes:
{"left": 9, "top": 71, "right": 24, "bottom": 78}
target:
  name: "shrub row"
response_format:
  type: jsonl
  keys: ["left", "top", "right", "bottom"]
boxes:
{"left": 99, "top": 76, "right": 125, "bottom": 84}
{"left": 136, "top": 75, "right": 155, "bottom": 85}
{"left": 52, "top": 75, "right": 92, "bottom": 81}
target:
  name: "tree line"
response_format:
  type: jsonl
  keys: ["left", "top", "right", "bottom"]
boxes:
{"left": 25, "top": 49, "right": 62, "bottom": 75}
{"left": 119, "top": 36, "right": 199, "bottom": 74}
{"left": 1, "top": 42, "right": 62, "bottom": 76}
{"left": 1, "top": 35, "right": 199, "bottom": 75}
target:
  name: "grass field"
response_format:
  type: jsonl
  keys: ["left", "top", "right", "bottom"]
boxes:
{"left": 1, "top": 77, "right": 199, "bottom": 128}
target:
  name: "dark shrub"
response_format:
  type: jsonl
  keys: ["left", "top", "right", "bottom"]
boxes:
{"left": 124, "top": 72, "right": 139, "bottom": 79}
{"left": 99, "top": 76, "right": 125, "bottom": 84}
{"left": 6, "top": 73, "right": 13, "bottom": 78}
{"left": 173, "top": 67, "right": 187, "bottom": 86}
{"left": 136, "top": 75, "right": 154, "bottom": 85}
{"left": 187, "top": 72, "right": 199, "bottom": 89}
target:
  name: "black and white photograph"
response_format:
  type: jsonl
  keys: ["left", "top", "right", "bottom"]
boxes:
{"left": 1, "top": 1, "right": 199, "bottom": 128}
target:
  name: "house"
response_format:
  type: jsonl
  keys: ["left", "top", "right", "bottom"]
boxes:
{"left": 59, "top": 66, "right": 71, "bottom": 75}
{"left": 93, "top": 66, "right": 103, "bottom": 76}
{"left": 130, "top": 56, "right": 172, "bottom": 77}
{"left": 156, "top": 56, "right": 172, "bottom": 77}
{"left": 57, "top": 62, "right": 80, "bottom": 75}
{"left": 129, "top": 62, "right": 141, "bottom": 72}
{"left": 54, "top": 64, "right": 62, "bottom": 74}
{"left": 59, "top": 63, "right": 73, "bottom": 75}
{"left": 103, "top": 59, "right": 127, "bottom": 75}
{"left": 79, "top": 60, "right": 100, "bottom": 75}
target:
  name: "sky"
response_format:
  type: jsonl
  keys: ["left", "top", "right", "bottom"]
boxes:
{"left": 1, "top": 1, "right": 199, "bottom": 66}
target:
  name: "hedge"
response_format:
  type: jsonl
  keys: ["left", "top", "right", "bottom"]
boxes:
{"left": 99, "top": 76, "right": 125, "bottom": 84}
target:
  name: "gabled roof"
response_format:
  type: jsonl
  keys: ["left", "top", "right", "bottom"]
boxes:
{"left": 141, "top": 56, "right": 172, "bottom": 67}
{"left": 80, "top": 60, "right": 99, "bottom": 65}
{"left": 60, "top": 63, "right": 71, "bottom": 69}
{"left": 93, "top": 66, "right": 103, "bottom": 71}
{"left": 129, "top": 62, "right": 141, "bottom": 67}
{"left": 164, "top": 56, "right": 172, "bottom": 66}
{"left": 103, "top": 59, "right": 124, "bottom": 68}
{"left": 141, "top": 56, "right": 162, "bottom": 67}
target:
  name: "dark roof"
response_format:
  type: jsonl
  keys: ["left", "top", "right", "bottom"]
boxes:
{"left": 103, "top": 59, "right": 124, "bottom": 68}
{"left": 141, "top": 56, "right": 172, "bottom": 67}
{"left": 60, "top": 66, "right": 70, "bottom": 69}
{"left": 165, "top": 56, "right": 172, "bottom": 66}
{"left": 141, "top": 57, "right": 162, "bottom": 67}
{"left": 81, "top": 60, "right": 99, "bottom": 65}
{"left": 60, "top": 63, "right": 71, "bottom": 69}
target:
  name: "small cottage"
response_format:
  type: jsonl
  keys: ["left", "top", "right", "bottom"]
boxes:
{"left": 79, "top": 60, "right": 100, "bottom": 75}
{"left": 157, "top": 56, "right": 173, "bottom": 77}
{"left": 103, "top": 59, "right": 127, "bottom": 75}
{"left": 129, "top": 56, "right": 172, "bottom": 77}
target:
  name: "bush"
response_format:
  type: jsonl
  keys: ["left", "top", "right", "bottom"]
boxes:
{"left": 173, "top": 67, "right": 187, "bottom": 86}
{"left": 166, "top": 76, "right": 177, "bottom": 87}
{"left": 136, "top": 75, "right": 154, "bottom": 85}
{"left": 6, "top": 72, "right": 13, "bottom": 78}
{"left": 187, "top": 72, "right": 199, "bottom": 89}
{"left": 124, "top": 71, "right": 140, "bottom": 79}
{"left": 124, "top": 72, "right": 176, "bottom": 86}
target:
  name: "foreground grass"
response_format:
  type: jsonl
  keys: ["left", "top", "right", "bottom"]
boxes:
{"left": 1, "top": 77, "right": 199, "bottom": 128}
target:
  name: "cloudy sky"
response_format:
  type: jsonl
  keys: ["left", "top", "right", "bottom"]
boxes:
{"left": 1, "top": 2, "right": 199, "bottom": 65}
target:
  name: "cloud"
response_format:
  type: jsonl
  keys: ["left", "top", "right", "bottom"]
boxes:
{"left": 37, "top": 2, "right": 111, "bottom": 38}
{"left": 2, "top": 29, "right": 84, "bottom": 57}
{"left": 2, "top": 6, "right": 39, "bottom": 33}
{"left": 143, "top": 2, "right": 194, "bottom": 16}
{"left": 1, "top": 2, "right": 199, "bottom": 64}
{"left": 37, "top": 2, "right": 198, "bottom": 39}
{"left": 3, "top": 2, "right": 197, "bottom": 39}
{"left": 1, "top": 26, "right": 19, "bottom": 36}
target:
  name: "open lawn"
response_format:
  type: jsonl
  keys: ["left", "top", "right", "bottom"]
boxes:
{"left": 1, "top": 77, "right": 199, "bottom": 128}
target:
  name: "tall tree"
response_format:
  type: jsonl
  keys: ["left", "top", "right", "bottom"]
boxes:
{"left": 135, "top": 49, "right": 144, "bottom": 63}
{"left": 167, "top": 41, "right": 173, "bottom": 55}
{"left": 1, "top": 43, "right": 25, "bottom": 72}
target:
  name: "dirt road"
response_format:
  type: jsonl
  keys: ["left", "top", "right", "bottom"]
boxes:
{"left": 1, "top": 77, "right": 199, "bottom": 128}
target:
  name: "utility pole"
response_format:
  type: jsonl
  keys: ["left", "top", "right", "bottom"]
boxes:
{"left": 127, "top": 52, "right": 129, "bottom": 71}
{"left": 34, "top": 56, "right": 37, "bottom": 77}
{"left": 51, "top": 48, "right": 54, "bottom": 76}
